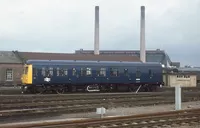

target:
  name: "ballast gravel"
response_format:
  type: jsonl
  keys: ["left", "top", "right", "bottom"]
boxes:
{"left": 1, "top": 101, "right": 200, "bottom": 126}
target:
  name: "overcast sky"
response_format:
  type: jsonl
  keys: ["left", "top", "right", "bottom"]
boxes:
{"left": 0, "top": 0, "right": 199, "bottom": 66}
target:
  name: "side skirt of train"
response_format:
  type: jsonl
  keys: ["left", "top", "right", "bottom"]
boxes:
{"left": 21, "top": 83, "right": 161, "bottom": 94}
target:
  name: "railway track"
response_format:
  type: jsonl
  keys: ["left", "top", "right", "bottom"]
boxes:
{"left": 0, "top": 86, "right": 200, "bottom": 95}
{"left": 0, "top": 91, "right": 200, "bottom": 121}
{"left": 1, "top": 108, "right": 200, "bottom": 128}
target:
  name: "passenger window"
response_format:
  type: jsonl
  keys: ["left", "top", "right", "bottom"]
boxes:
{"left": 33, "top": 68, "right": 38, "bottom": 76}
{"left": 97, "top": 68, "right": 106, "bottom": 77}
{"left": 64, "top": 68, "right": 68, "bottom": 76}
{"left": 42, "top": 67, "right": 46, "bottom": 76}
{"left": 49, "top": 67, "right": 53, "bottom": 76}
{"left": 80, "top": 68, "right": 86, "bottom": 76}
{"left": 72, "top": 68, "right": 76, "bottom": 76}
{"left": 136, "top": 69, "right": 141, "bottom": 77}
{"left": 110, "top": 68, "right": 119, "bottom": 77}
{"left": 124, "top": 69, "right": 128, "bottom": 76}
{"left": 100, "top": 68, "right": 106, "bottom": 76}
{"left": 86, "top": 68, "right": 92, "bottom": 76}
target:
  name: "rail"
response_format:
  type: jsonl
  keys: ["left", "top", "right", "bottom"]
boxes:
{"left": 1, "top": 108, "right": 200, "bottom": 128}
{"left": 0, "top": 91, "right": 200, "bottom": 123}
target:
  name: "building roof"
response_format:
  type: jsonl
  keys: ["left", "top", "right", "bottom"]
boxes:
{"left": 178, "top": 67, "right": 200, "bottom": 72}
{"left": 26, "top": 60, "right": 161, "bottom": 67}
{"left": 178, "top": 67, "right": 200, "bottom": 79}
{"left": 75, "top": 49, "right": 165, "bottom": 54}
{"left": 75, "top": 49, "right": 180, "bottom": 67}
{"left": 17, "top": 51, "right": 141, "bottom": 62}
{"left": 0, "top": 51, "right": 22, "bottom": 64}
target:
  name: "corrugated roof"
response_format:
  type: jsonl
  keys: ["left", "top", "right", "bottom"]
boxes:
{"left": 75, "top": 49, "right": 165, "bottom": 54}
{"left": 18, "top": 52, "right": 141, "bottom": 62}
{"left": 74, "top": 49, "right": 179, "bottom": 67}
{"left": 0, "top": 51, "right": 22, "bottom": 64}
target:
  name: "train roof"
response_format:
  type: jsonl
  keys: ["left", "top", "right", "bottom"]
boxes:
{"left": 26, "top": 59, "right": 162, "bottom": 66}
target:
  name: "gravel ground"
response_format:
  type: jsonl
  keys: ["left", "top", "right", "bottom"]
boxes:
{"left": 0, "top": 86, "right": 21, "bottom": 94}
{"left": 1, "top": 100, "right": 200, "bottom": 125}
{"left": 172, "top": 126, "right": 200, "bottom": 128}
{"left": 53, "top": 100, "right": 200, "bottom": 119}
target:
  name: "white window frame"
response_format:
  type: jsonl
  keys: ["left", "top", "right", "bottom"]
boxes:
{"left": 6, "top": 69, "right": 13, "bottom": 81}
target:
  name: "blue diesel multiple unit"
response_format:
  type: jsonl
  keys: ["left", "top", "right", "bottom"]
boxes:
{"left": 21, "top": 60, "right": 163, "bottom": 94}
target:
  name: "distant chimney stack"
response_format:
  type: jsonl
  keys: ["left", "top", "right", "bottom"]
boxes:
{"left": 140, "top": 6, "right": 146, "bottom": 62}
{"left": 94, "top": 6, "right": 100, "bottom": 55}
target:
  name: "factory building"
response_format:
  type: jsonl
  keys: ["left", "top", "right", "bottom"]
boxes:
{"left": 75, "top": 49, "right": 181, "bottom": 68}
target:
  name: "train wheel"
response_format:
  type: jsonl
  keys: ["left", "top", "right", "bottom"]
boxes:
{"left": 35, "top": 88, "right": 43, "bottom": 94}
{"left": 34, "top": 85, "right": 45, "bottom": 94}
{"left": 21, "top": 86, "right": 28, "bottom": 94}
{"left": 56, "top": 88, "right": 65, "bottom": 94}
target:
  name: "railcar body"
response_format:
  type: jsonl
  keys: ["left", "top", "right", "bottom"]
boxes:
{"left": 21, "top": 60, "right": 163, "bottom": 94}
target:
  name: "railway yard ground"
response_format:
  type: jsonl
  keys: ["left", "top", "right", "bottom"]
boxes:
{"left": 0, "top": 86, "right": 21, "bottom": 94}
{"left": 1, "top": 101, "right": 200, "bottom": 128}
{"left": 0, "top": 85, "right": 200, "bottom": 95}
{"left": 0, "top": 86, "right": 200, "bottom": 127}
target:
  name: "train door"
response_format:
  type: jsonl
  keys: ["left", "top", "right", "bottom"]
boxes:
{"left": 43, "top": 66, "right": 54, "bottom": 84}
{"left": 77, "top": 66, "right": 87, "bottom": 83}
{"left": 123, "top": 67, "right": 131, "bottom": 83}
{"left": 32, "top": 65, "right": 50, "bottom": 93}
{"left": 96, "top": 67, "right": 107, "bottom": 83}
{"left": 78, "top": 66, "right": 91, "bottom": 84}
{"left": 32, "top": 66, "right": 39, "bottom": 84}
{"left": 136, "top": 68, "right": 141, "bottom": 84}
{"left": 148, "top": 68, "right": 154, "bottom": 83}
{"left": 39, "top": 66, "right": 48, "bottom": 83}
{"left": 66, "top": 67, "right": 78, "bottom": 92}
{"left": 35, "top": 66, "right": 43, "bottom": 84}
{"left": 95, "top": 67, "right": 107, "bottom": 91}
{"left": 70, "top": 67, "right": 78, "bottom": 84}
{"left": 76, "top": 66, "right": 93, "bottom": 84}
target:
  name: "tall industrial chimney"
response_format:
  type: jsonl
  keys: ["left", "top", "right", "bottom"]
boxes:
{"left": 140, "top": 6, "right": 146, "bottom": 62}
{"left": 94, "top": 6, "right": 100, "bottom": 55}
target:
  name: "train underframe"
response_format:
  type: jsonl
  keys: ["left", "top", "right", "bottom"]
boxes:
{"left": 21, "top": 83, "right": 161, "bottom": 94}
